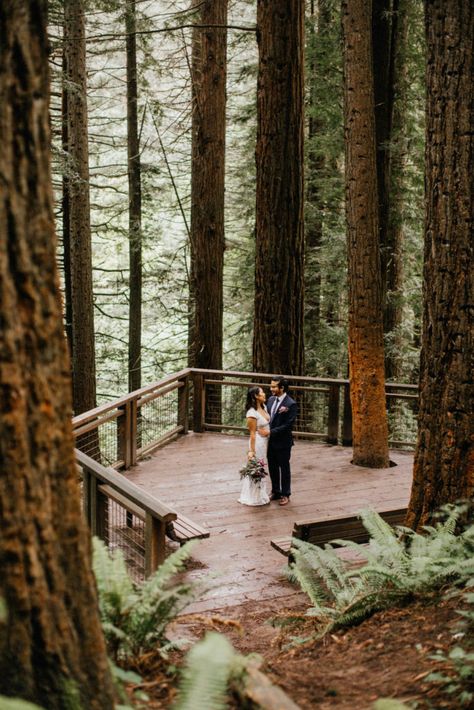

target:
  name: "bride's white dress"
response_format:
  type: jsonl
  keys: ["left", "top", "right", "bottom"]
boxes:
{"left": 238, "top": 407, "right": 270, "bottom": 506}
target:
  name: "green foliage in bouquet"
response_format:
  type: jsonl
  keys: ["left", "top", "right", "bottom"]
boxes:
{"left": 288, "top": 504, "right": 474, "bottom": 640}
{"left": 239, "top": 457, "right": 267, "bottom": 482}
{"left": 92, "top": 537, "right": 208, "bottom": 660}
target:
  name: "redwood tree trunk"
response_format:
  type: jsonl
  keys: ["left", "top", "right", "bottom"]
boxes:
{"left": 64, "top": 0, "right": 97, "bottom": 414}
{"left": 189, "top": 0, "right": 227, "bottom": 372}
{"left": 384, "top": 0, "right": 408, "bottom": 381}
{"left": 372, "top": 0, "right": 394, "bottom": 305}
{"left": 342, "top": 0, "right": 390, "bottom": 468}
{"left": 126, "top": 0, "right": 142, "bottom": 394}
{"left": 0, "top": 2, "right": 115, "bottom": 707}
{"left": 253, "top": 0, "right": 305, "bottom": 376}
{"left": 406, "top": 0, "right": 474, "bottom": 529}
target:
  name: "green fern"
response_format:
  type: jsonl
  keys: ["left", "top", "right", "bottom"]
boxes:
{"left": 426, "top": 577, "right": 474, "bottom": 706}
{"left": 173, "top": 633, "right": 235, "bottom": 710}
{"left": 0, "top": 699, "right": 45, "bottom": 710}
{"left": 92, "top": 537, "right": 209, "bottom": 660}
{"left": 288, "top": 504, "right": 474, "bottom": 637}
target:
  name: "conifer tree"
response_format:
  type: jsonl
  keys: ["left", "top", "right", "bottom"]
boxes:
{"left": 407, "top": 0, "right": 473, "bottom": 528}
{"left": 342, "top": 0, "right": 390, "bottom": 467}
{"left": 0, "top": 2, "right": 115, "bottom": 706}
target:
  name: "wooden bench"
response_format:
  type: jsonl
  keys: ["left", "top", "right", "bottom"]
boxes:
{"left": 99, "top": 484, "right": 210, "bottom": 545}
{"left": 166, "top": 513, "right": 210, "bottom": 545}
{"left": 271, "top": 508, "right": 407, "bottom": 558}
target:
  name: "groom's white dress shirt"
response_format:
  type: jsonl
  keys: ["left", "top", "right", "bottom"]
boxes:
{"left": 270, "top": 394, "right": 285, "bottom": 420}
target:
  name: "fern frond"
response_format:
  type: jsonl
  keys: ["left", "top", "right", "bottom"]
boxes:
{"left": 142, "top": 540, "right": 198, "bottom": 595}
{"left": 174, "top": 632, "right": 235, "bottom": 710}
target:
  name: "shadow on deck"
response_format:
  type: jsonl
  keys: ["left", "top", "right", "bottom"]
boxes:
{"left": 124, "top": 433, "right": 414, "bottom": 613}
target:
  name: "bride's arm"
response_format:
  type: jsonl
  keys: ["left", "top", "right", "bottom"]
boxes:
{"left": 247, "top": 416, "right": 257, "bottom": 459}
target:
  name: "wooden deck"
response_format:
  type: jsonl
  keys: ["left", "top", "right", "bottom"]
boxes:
{"left": 124, "top": 433, "right": 414, "bottom": 612}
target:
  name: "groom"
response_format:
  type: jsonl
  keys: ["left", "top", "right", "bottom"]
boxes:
{"left": 260, "top": 377, "right": 297, "bottom": 506}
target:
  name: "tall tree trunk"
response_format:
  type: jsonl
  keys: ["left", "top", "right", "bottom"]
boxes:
{"left": 64, "top": 0, "right": 97, "bottom": 414}
{"left": 372, "top": 0, "right": 393, "bottom": 305}
{"left": 342, "top": 0, "right": 390, "bottom": 468}
{"left": 253, "top": 0, "right": 305, "bottom": 376}
{"left": 189, "top": 0, "right": 227, "bottom": 373}
{"left": 62, "top": 46, "right": 73, "bottom": 356}
{"left": 0, "top": 2, "right": 115, "bottom": 707}
{"left": 305, "top": 0, "right": 327, "bottom": 349}
{"left": 126, "top": 0, "right": 142, "bottom": 394}
{"left": 406, "top": 0, "right": 474, "bottom": 529}
{"left": 385, "top": 0, "right": 408, "bottom": 381}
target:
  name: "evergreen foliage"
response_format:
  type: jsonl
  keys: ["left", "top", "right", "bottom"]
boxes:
{"left": 174, "top": 632, "right": 236, "bottom": 710}
{"left": 427, "top": 578, "right": 474, "bottom": 706}
{"left": 288, "top": 504, "right": 474, "bottom": 639}
{"left": 92, "top": 537, "right": 208, "bottom": 660}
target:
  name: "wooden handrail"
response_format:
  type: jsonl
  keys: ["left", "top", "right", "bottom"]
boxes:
{"left": 76, "top": 449, "right": 176, "bottom": 522}
{"left": 72, "top": 368, "right": 192, "bottom": 428}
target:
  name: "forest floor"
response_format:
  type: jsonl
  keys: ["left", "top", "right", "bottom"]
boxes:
{"left": 127, "top": 590, "right": 465, "bottom": 709}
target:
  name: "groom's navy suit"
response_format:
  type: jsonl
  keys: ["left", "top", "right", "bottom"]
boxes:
{"left": 267, "top": 393, "right": 297, "bottom": 498}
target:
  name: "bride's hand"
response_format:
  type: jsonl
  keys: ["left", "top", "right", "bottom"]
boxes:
{"left": 258, "top": 427, "right": 269, "bottom": 437}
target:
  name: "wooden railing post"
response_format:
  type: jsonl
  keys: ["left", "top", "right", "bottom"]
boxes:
{"left": 342, "top": 383, "right": 353, "bottom": 446}
{"left": 81, "top": 464, "right": 91, "bottom": 523}
{"left": 178, "top": 376, "right": 189, "bottom": 434}
{"left": 90, "top": 475, "right": 108, "bottom": 540}
{"left": 130, "top": 398, "right": 138, "bottom": 466}
{"left": 327, "top": 384, "right": 340, "bottom": 444}
{"left": 192, "top": 372, "right": 204, "bottom": 432}
{"left": 117, "top": 401, "right": 132, "bottom": 469}
{"left": 145, "top": 513, "right": 166, "bottom": 575}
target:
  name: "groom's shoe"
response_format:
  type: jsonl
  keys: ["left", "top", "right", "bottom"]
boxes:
{"left": 279, "top": 496, "right": 290, "bottom": 506}
{"left": 270, "top": 493, "right": 281, "bottom": 501}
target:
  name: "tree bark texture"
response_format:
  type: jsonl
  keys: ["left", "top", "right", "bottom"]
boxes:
{"left": 384, "top": 0, "right": 408, "bottom": 381}
{"left": 305, "top": 0, "right": 327, "bottom": 347}
{"left": 62, "top": 47, "right": 73, "bottom": 359}
{"left": 372, "top": 0, "right": 394, "bottom": 307}
{"left": 126, "top": 0, "right": 142, "bottom": 394}
{"left": 0, "top": 2, "right": 115, "bottom": 707}
{"left": 64, "top": 0, "right": 97, "bottom": 414}
{"left": 253, "top": 0, "right": 305, "bottom": 376}
{"left": 342, "top": 0, "right": 390, "bottom": 468}
{"left": 406, "top": 0, "right": 474, "bottom": 529}
{"left": 189, "top": 0, "right": 227, "bottom": 372}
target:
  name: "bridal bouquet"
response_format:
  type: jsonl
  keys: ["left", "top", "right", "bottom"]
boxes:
{"left": 239, "top": 457, "right": 267, "bottom": 482}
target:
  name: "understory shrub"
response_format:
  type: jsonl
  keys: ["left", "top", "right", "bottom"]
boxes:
{"left": 92, "top": 538, "right": 209, "bottom": 660}
{"left": 288, "top": 504, "right": 474, "bottom": 639}
{"left": 427, "top": 576, "right": 474, "bottom": 706}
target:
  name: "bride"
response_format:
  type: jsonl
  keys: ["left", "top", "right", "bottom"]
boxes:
{"left": 238, "top": 386, "right": 270, "bottom": 506}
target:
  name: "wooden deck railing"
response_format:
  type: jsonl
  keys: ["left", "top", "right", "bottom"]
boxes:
{"left": 77, "top": 449, "right": 177, "bottom": 580}
{"left": 72, "top": 368, "right": 418, "bottom": 472}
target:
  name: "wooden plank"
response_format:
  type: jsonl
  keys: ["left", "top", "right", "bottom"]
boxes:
{"left": 270, "top": 538, "right": 292, "bottom": 555}
{"left": 174, "top": 515, "right": 208, "bottom": 536}
{"left": 98, "top": 484, "right": 146, "bottom": 521}
{"left": 271, "top": 509, "right": 407, "bottom": 556}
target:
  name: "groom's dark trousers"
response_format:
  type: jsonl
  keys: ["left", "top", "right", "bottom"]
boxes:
{"left": 267, "top": 445, "right": 292, "bottom": 498}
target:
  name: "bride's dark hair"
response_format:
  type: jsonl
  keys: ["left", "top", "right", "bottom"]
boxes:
{"left": 245, "top": 386, "right": 261, "bottom": 412}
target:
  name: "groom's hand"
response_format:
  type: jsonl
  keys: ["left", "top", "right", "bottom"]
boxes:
{"left": 258, "top": 427, "right": 269, "bottom": 437}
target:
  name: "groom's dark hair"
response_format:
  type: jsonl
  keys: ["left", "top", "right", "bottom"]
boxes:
{"left": 272, "top": 376, "right": 289, "bottom": 392}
